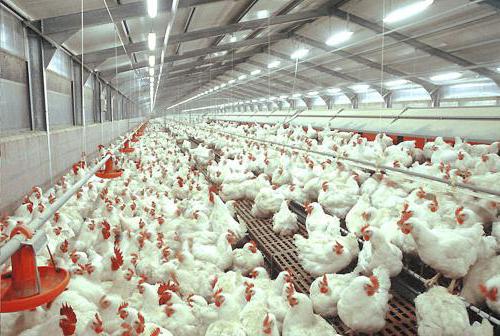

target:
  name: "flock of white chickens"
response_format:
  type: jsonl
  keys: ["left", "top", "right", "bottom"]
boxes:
{"left": 0, "top": 119, "right": 498, "bottom": 336}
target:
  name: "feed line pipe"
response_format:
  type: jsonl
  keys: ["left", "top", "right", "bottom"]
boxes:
{"left": 0, "top": 122, "right": 146, "bottom": 266}
{"left": 192, "top": 123, "right": 500, "bottom": 200}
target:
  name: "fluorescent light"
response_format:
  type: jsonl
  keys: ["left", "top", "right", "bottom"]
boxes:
{"left": 292, "top": 93, "right": 302, "bottom": 98}
{"left": 430, "top": 72, "right": 462, "bottom": 82}
{"left": 307, "top": 91, "right": 319, "bottom": 96}
{"left": 148, "top": 32, "right": 156, "bottom": 51}
{"left": 259, "top": 98, "right": 266, "bottom": 102}
{"left": 149, "top": 67, "right": 155, "bottom": 76}
{"left": 228, "top": 79, "right": 235, "bottom": 84}
{"left": 251, "top": 69, "right": 261, "bottom": 75}
{"left": 220, "top": 83, "right": 226, "bottom": 88}
{"left": 267, "top": 60, "right": 281, "bottom": 69}
{"left": 229, "top": 36, "right": 237, "bottom": 43}
{"left": 384, "top": 0, "right": 434, "bottom": 23}
{"left": 238, "top": 75, "right": 247, "bottom": 80}
{"left": 326, "top": 88, "right": 341, "bottom": 94}
{"left": 279, "top": 95, "right": 288, "bottom": 99}
{"left": 256, "top": 10, "right": 269, "bottom": 19}
{"left": 350, "top": 84, "right": 370, "bottom": 92}
{"left": 290, "top": 48, "right": 309, "bottom": 60}
{"left": 147, "top": 0, "right": 158, "bottom": 18}
{"left": 148, "top": 55, "right": 155, "bottom": 67}
{"left": 325, "top": 31, "right": 353, "bottom": 46}
{"left": 496, "top": 67, "right": 500, "bottom": 73}
{"left": 214, "top": 86, "right": 220, "bottom": 90}
{"left": 385, "top": 79, "right": 409, "bottom": 87}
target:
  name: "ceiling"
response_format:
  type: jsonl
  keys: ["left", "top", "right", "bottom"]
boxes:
{"left": 10, "top": 0, "right": 500, "bottom": 110}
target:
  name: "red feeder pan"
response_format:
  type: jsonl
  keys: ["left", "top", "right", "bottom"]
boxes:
{"left": 119, "top": 140, "right": 135, "bottom": 154}
{"left": 1, "top": 226, "right": 70, "bottom": 313}
{"left": 96, "top": 156, "right": 123, "bottom": 179}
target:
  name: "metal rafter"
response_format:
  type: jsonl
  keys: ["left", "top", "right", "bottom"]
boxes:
{"left": 100, "top": 35, "right": 289, "bottom": 77}
{"left": 38, "top": 0, "right": 241, "bottom": 43}
{"left": 246, "top": 59, "right": 334, "bottom": 89}
{"left": 333, "top": 10, "right": 500, "bottom": 86}
{"left": 292, "top": 34, "right": 438, "bottom": 92}
{"left": 80, "top": 6, "right": 331, "bottom": 66}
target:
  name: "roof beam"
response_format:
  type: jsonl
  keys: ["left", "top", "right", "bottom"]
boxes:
{"left": 293, "top": 34, "right": 437, "bottom": 92}
{"left": 333, "top": 10, "right": 500, "bottom": 86}
{"left": 80, "top": 6, "right": 331, "bottom": 65}
{"left": 267, "top": 50, "right": 371, "bottom": 96}
{"left": 246, "top": 59, "right": 334, "bottom": 89}
{"left": 99, "top": 34, "right": 289, "bottom": 76}
{"left": 38, "top": 0, "right": 240, "bottom": 44}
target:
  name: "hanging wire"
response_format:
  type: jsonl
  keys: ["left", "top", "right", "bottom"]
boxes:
{"left": 380, "top": 0, "right": 386, "bottom": 133}
{"left": 81, "top": 0, "right": 87, "bottom": 163}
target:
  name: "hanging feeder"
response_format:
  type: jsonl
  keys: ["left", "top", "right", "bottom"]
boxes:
{"left": 95, "top": 154, "right": 123, "bottom": 179}
{"left": 119, "top": 140, "right": 135, "bottom": 154}
{"left": 1, "top": 226, "right": 70, "bottom": 313}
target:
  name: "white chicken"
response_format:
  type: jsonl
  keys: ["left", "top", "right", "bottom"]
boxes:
{"left": 282, "top": 287, "right": 338, "bottom": 336}
{"left": 337, "top": 267, "right": 391, "bottom": 334}
{"left": 272, "top": 201, "right": 298, "bottom": 236}
{"left": 232, "top": 240, "right": 265, "bottom": 275}
{"left": 415, "top": 286, "right": 473, "bottom": 336}
{"left": 309, "top": 272, "right": 358, "bottom": 317}
{"left": 294, "top": 232, "right": 359, "bottom": 276}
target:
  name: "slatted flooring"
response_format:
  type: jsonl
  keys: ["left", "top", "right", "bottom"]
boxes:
{"left": 234, "top": 199, "right": 418, "bottom": 336}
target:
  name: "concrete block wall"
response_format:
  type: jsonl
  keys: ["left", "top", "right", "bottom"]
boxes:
{"left": 0, "top": 118, "right": 143, "bottom": 214}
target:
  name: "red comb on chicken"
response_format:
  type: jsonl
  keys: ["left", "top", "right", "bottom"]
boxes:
{"left": 92, "top": 313, "right": 104, "bottom": 334}
{"left": 111, "top": 246, "right": 124, "bottom": 271}
{"left": 319, "top": 274, "right": 329, "bottom": 294}
{"left": 59, "top": 303, "right": 77, "bottom": 336}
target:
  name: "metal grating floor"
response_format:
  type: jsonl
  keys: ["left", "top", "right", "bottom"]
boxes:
{"left": 234, "top": 199, "right": 418, "bottom": 336}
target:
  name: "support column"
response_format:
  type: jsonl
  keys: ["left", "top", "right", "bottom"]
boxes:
{"left": 71, "top": 59, "right": 83, "bottom": 125}
{"left": 26, "top": 28, "right": 48, "bottom": 131}
{"left": 350, "top": 94, "right": 359, "bottom": 109}
{"left": 106, "top": 86, "right": 112, "bottom": 121}
{"left": 384, "top": 92, "right": 393, "bottom": 108}
{"left": 93, "top": 75, "right": 102, "bottom": 122}
{"left": 431, "top": 88, "right": 441, "bottom": 107}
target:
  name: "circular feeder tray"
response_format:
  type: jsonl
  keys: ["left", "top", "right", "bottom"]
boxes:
{"left": 1, "top": 266, "right": 70, "bottom": 313}
{"left": 96, "top": 169, "right": 123, "bottom": 179}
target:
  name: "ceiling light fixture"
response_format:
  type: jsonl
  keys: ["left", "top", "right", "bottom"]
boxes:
{"left": 149, "top": 55, "right": 155, "bottom": 67}
{"left": 292, "top": 93, "right": 302, "bottom": 98}
{"left": 256, "top": 10, "right": 269, "bottom": 19}
{"left": 350, "top": 84, "right": 370, "bottom": 92}
{"left": 147, "top": 0, "right": 158, "bottom": 18}
{"left": 251, "top": 69, "right": 261, "bottom": 75}
{"left": 430, "top": 72, "right": 462, "bottom": 82}
{"left": 229, "top": 35, "right": 237, "bottom": 43}
{"left": 326, "top": 88, "right": 341, "bottom": 94}
{"left": 228, "top": 79, "right": 235, "bottom": 84}
{"left": 148, "top": 32, "right": 156, "bottom": 51}
{"left": 307, "top": 91, "right": 319, "bottom": 96}
{"left": 267, "top": 60, "right": 281, "bottom": 69}
{"left": 383, "top": 0, "right": 434, "bottom": 23}
{"left": 290, "top": 48, "right": 309, "bottom": 60}
{"left": 238, "top": 74, "right": 247, "bottom": 80}
{"left": 325, "top": 31, "right": 353, "bottom": 46}
{"left": 385, "top": 79, "right": 409, "bottom": 87}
